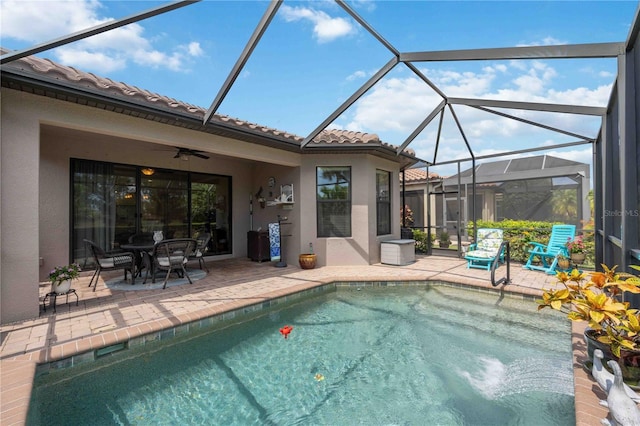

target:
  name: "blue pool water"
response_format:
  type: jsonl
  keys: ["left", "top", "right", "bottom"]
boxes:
{"left": 29, "top": 285, "right": 574, "bottom": 425}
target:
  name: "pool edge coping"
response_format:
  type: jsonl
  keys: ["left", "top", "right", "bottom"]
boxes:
{"left": 1, "top": 277, "right": 603, "bottom": 425}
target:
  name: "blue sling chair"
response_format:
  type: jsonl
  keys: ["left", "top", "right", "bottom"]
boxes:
{"left": 465, "top": 228, "right": 505, "bottom": 270}
{"left": 523, "top": 224, "right": 576, "bottom": 275}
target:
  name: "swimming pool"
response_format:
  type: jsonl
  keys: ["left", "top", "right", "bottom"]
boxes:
{"left": 29, "top": 284, "right": 574, "bottom": 425}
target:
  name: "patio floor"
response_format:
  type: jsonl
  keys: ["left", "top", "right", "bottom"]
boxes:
{"left": 1, "top": 255, "right": 606, "bottom": 425}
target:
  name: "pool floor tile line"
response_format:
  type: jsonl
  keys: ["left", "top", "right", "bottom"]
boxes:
{"left": 0, "top": 256, "right": 607, "bottom": 425}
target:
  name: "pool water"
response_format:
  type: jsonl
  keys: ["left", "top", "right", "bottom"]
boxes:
{"left": 29, "top": 285, "right": 574, "bottom": 425}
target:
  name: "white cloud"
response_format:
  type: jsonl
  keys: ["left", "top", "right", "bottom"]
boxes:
{"left": 279, "top": 4, "right": 355, "bottom": 43}
{"left": 0, "top": 0, "right": 203, "bottom": 73}
{"left": 185, "top": 42, "right": 204, "bottom": 57}
{"left": 341, "top": 59, "right": 611, "bottom": 165}
{"left": 517, "top": 36, "right": 567, "bottom": 47}
{"left": 351, "top": 0, "right": 377, "bottom": 13}
{"left": 346, "top": 70, "right": 367, "bottom": 81}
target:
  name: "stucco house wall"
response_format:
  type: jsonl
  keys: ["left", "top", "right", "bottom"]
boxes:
{"left": 1, "top": 85, "right": 412, "bottom": 324}
{"left": 1, "top": 89, "right": 307, "bottom": 323}
{"left": 300, "top": 154, "right": 400, "bottom": 267}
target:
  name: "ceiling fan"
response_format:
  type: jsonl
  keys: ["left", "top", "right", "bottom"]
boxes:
{"left": 173, "top": 147, "right": 210, "bottom": 160}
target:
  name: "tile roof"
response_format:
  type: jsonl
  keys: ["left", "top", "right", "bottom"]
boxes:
{"left": 1, "top": 49, "right": 416, "bottom": 158}
{"left": 400, "top": 168, "right": 441, "bottom": 183}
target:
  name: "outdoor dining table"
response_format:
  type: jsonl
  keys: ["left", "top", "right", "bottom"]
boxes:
{"left": 121, "top": 243, "right": 155, "bottom": 279}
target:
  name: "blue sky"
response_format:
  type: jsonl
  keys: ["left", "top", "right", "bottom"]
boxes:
{"left": 1, "top": 0, "right": 638, "bottom": 176}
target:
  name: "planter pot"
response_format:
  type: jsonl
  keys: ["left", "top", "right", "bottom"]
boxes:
{"left": 585, "top": 328, "right": 640, "bottom": 387}
{"left": 571, "top": 253, "right": 586, "bottom": 264}
{"left": 619, "top": 349, "right": 640, "bottom": 387}
{"left": 299, "top": 254, "right": 317, "bottom": 269}
{"left": 439, "top": 242, "right": 450, "bottom": 249}
{"left": 557, "top": 258, "right": 570, "bottom": 270}
{"left": 51, "top": 279, "right": 73, "bottom": 295}
{"left": 585, "top": 328, "right": 616, "bottom": 364}
{"left": 400, "top": 228, "right": 413, "bottom": 240}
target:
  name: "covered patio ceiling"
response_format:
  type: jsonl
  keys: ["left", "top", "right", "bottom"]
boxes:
{"left": 1, "top": 0, "right": 638, "bottom": 168}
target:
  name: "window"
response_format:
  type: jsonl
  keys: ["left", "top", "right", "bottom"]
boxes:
{"left": 317, "top": 166, "right": 351, "bottom": 237}
{"left": 376, "top": 169, "right": 391, "bottom": 235}
{"left": 71, "top": 159, "right": 232, "bottom": 265}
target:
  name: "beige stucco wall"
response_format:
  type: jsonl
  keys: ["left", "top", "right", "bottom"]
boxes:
{"left": 1, "top": 90, "right": 41, "bottom": 323}
{"left": 1, "top": 87, "right": 407, "bottom": 323}
{"left": 300, "top": 154, "right": 401, "bottom": 266}
{"left": 1, "top": 88, "right": 304, "bottom": 324}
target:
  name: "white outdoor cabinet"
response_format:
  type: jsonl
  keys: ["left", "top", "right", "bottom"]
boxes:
{"left": 381, "top": 239, "right": 415, "bottom": 266}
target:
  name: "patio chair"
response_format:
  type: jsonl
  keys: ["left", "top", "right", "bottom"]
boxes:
{"left": 189, "top": 232, "right": 211, "bottom": 272}
{"left": 84, "top": 239, "right": 136, "bottom": 291}
{"left": 464, "top": 228, "right": 505, "bottom": 270}
{"left": 145, "top": 238, "right": 197, "bottom": 289}
{"left": 523, "top": 224, "right": 576, "bottom": 275}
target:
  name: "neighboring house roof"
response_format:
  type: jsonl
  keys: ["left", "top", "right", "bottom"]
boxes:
{"left": 442, "top": 154, "right": 590, "bottom": 186}
{"left": 0, "top": 48, "right": 418, "bottom": 167}
{"left": 400, "top": 168, "right": 441, "bottom": 184}
{"left": 462, "top": 154, "right": 588, "bottom": 178}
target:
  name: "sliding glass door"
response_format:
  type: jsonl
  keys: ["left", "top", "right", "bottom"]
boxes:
{"left": 72, "top": 159, "right": 232, "bottom": 266}
{"left": 140, "top": 169, "right": 189, "bottom": 239}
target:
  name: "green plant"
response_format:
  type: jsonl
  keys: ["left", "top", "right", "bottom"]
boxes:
{"left": 401, "top": 205, "right": 414, "bottom": 227}
{"left": 556, "top": 254, "right": 570, "bottom": 269}
{"left": 537, "top": 264, "right": 640, "bottom": 357}
{"left": 466, "top": 219, "right": 595, "bottom": 265}
{"left": 411, "top": 229, "right": 434, "bottom": 253}
{"left": 567, "top": 235, "right": 586, "bottom": 254}
{"left": 439, "top": 231, "right": 450, "bottom": 244}
{"left": 49, "top": 263, "right": 81, "bottom": 285}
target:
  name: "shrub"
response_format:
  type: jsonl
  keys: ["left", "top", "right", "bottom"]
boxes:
{"left": 466, "top": 219, "right": 593, "bottom": 265}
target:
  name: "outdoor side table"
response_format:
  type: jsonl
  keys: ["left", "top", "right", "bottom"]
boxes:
{"left": 42, "top": 289, "right": 78, "bottom": 313}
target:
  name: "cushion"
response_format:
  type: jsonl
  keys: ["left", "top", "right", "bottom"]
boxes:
{"left": 99, "top": 258, "right": 115, "bottom": 268}
{"left": 466, "top": 250, "right": 495, "bottom": 259}
{"left": 156, "top": 255, "right": 188, "bottom": 267}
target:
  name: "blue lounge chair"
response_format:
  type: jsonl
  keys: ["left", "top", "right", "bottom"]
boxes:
{"left": 465, "top": 228, "right": 505, "bottom": 270}
{"left": 523, "top": 224, "right": 576, "bottom": 274}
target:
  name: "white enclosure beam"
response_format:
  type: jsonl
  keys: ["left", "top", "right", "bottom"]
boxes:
{"left": 1, "top": 1, "right": 198, "bottom": 65}
{"left": 399, "top": 42, "right": 624, "bottom": 63}
{"left": 301, "top": 57, "right": 399, "bottom": 148}
{"left": 448, "top": 98, "right": 606, "bottom": 116}
{"left": 203, "top": 0, "right": 282, "bottom": 124}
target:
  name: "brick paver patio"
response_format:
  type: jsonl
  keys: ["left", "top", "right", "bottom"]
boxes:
{"left": 1, "top": 255, "right": 606, "bottom": 425}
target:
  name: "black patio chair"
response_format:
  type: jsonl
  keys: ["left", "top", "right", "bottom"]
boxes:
{"left": 84, "top": 239, "right": 136, "bottom": 291}
{"left": 145, "top": 238, "right": 197, "bottom": 289}
{"left": 189, "top": 232, "right": 211, "bottom": 272}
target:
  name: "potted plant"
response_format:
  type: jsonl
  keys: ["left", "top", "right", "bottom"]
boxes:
{"left": 557, "top": 254, "right": 570, "bottom": 270}
{"left": 299, "top": 243, "right": 317, "bottom": 269}
{"left": 438, "top": 231, "right": 451, "bottom": 249}
{"left": 567, "top": 235, "right": 586, "bottom": 264}
{"left": 537, "top": 264, "right": 640, "bottom": 382}
{"left": 48, "top": 263, "right": 81, "bottom": 294}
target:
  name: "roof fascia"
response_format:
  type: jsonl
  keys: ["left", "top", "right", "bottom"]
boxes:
{"left": 1, "top": 69, "right": 303, "bottom": 153}
{"left": 400, "top": 42, "right": 624, "bottom": 62}
{"left": 305, "top": 142, "right": 420, "bottom": 168}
